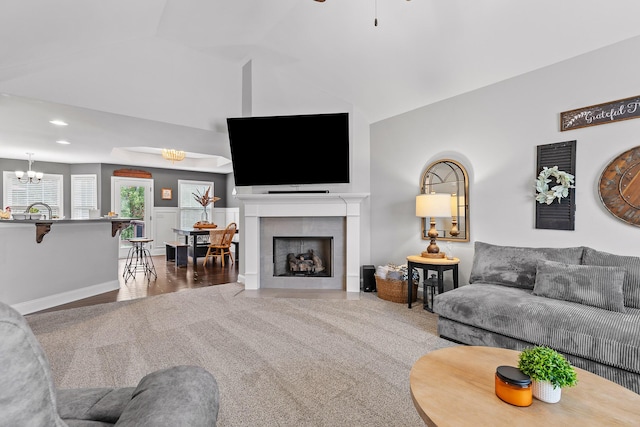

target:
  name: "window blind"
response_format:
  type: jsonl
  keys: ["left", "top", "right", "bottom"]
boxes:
{"left": 71, "top": 174, "right": 98, "bottom": 219}
{"left": 2, "top": 172, "right": 63, "bottom": 217}
{"left": 178, "top": 180, "right": 214, "bottom": 229}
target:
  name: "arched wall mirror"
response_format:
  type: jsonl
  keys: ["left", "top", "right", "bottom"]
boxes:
{"left": 420, "top": 159, "right": 470, "bottom": 242}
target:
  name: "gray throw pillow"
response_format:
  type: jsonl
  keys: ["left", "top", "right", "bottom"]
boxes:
{"left": 582, "top": 247, "right": 640, "bottom": 309}
{"left": 533, "top": 259, "right": 627, "bottom": 313}
{"left": 469, "top": 241, "right": 584, "bottom": 290}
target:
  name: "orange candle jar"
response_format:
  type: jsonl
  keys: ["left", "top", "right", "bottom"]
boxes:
{"left": 495, "top": 366, "right": 532, "bottom": 407}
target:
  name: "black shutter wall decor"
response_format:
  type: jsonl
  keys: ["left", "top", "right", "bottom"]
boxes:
{"left": 535, "top": 140, "right": 576, "bottom": 230}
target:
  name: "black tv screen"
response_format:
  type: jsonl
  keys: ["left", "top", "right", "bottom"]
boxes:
{"left": 227, "top": 112, "right": 350, "bottom": 187}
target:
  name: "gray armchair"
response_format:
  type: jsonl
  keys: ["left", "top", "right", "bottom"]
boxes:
{"left": 0, "top": 301, "right": 219, "bottom": 426}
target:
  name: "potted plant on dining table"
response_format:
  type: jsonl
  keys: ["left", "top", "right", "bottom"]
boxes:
{"left": 192, "top": 186, "right": 220, "bottom": 226}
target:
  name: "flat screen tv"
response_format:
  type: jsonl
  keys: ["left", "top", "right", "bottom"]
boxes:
{"left": 227, "top": 112, "right": 350, "bottom": 187}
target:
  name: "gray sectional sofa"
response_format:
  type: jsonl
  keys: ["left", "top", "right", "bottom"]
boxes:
{"left": 0, "top": 300, "right": 220, "bottom": 426}
{"left": 433, "top": 241, "right": 640, "bottom": 394}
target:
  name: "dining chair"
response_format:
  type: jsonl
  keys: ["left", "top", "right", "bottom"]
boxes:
{"left": 203, "top": 222, "right": 237, "bottom": 267}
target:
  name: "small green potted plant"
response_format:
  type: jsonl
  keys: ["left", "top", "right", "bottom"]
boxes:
{"left": 518, "top": 345, "right": 577, "bottom": 403}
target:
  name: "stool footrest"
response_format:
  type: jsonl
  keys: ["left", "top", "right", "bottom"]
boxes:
{"left": 123, "top": 240, "right": 157, "bottom": 283}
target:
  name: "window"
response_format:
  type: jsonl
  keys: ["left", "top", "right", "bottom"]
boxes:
{"left": 178, "top": 180, "right": 214, "bottom": 228}
{"left": 2, "top": 172, "right": 64, "bottom": 218}
{"left": 71, "top": 174, "right": 98, "bottom": 219}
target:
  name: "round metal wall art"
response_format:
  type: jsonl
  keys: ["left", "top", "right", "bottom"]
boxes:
{"left": 598, "top": 145, "right": 640, "bottom": 226}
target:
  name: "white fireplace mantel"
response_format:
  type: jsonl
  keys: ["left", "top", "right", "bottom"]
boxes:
{"left": 237, "top": 193, "right": 369, "bottom": 293}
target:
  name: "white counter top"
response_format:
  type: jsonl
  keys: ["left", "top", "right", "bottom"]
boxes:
{"left": 1, "top": 217, "right": 133, "bottom": 224}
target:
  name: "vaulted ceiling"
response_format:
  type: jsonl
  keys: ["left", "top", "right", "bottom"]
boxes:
{"left": 2, "top": 0, "right": 640, "bottom": 172}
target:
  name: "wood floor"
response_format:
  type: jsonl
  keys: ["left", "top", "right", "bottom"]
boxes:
{"left": 35, "top": 255, "right": 238, "bottom": 314}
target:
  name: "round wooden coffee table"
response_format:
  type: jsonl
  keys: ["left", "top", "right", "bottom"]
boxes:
{"left": 410, "top": 346, "right": 640, "bottom": 426}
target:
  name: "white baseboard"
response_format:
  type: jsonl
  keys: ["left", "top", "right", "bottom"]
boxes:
{"left": 14, "top": 280, "right": 120, "bottom": 315}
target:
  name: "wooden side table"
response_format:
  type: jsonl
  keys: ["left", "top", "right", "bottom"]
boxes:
{"left": 407, "top": 255, "right": 459, "bottom": 310}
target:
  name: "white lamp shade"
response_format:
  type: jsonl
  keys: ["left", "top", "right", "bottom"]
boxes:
{"left": 15, "top": 153, "right": 44, "bottom": 183}
{"left": 416, "top": 193, "right": 451, "bottom": 218}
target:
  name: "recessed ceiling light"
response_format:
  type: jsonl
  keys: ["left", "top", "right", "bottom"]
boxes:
{"left": 56, "top": 140, "right": 71, "bottom": 145}
{"left": 49, "top": 120, "right": 68, "bottom": 126}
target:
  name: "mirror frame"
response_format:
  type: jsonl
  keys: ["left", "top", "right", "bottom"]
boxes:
{"left": 419, "top": 159, "right": 470, "bottom": 242}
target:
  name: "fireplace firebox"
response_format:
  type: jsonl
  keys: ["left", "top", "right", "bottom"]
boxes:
{"left": 259, "top": 216, "right": 345, "bottom": 290}
{"left": 273, "top": 236, "right": 332, "bottom": 277}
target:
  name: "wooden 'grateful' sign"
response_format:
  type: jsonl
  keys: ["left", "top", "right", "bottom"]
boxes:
{"left": 561, "top": 95, "right": 640, "bottom": 131}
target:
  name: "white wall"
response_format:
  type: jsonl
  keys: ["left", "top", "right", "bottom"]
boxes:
{"left": 370, "top": 35, "right": 640, "bottom": 285}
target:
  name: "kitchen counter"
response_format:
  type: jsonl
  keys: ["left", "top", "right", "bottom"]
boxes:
{"left": 0, "top": 218, "right": 134, "bottom": 314}
{"left": 4, "top": 217, "right": 122, "bottom": 223}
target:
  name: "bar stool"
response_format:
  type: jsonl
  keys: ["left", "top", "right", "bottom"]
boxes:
{"left": 123, "top": 238, "right": 157, "bottom": 283}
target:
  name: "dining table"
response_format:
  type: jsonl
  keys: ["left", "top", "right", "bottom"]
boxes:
{"left": 172, "top": 226, "right": 238, "bottom": 278}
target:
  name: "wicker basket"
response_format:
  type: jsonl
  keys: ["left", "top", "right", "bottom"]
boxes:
{"left": 375, "top": 275, "right": 418, "bottom": 303}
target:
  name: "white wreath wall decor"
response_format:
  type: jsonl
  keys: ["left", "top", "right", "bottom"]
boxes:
{"left": 535, "top": 166, "right": 575, "bottom": 205}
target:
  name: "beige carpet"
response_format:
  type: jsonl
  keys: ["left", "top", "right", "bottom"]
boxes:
{"left": 27, "top": 283, "right": 457, "bottom": 426}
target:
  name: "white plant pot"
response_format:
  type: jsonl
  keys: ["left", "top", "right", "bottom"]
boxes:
{"left": 532, "top": 380, "right": 562, "bottom": 403}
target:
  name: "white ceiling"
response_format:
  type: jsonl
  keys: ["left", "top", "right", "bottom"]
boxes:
{"left": 2, "top": 0, "right": 640, "bottom": 173}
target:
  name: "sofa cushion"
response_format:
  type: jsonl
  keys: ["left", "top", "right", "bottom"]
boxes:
{"left": 533, "top": 260, "right": 626, "bottom": 313}
{"left": 114, "top": 366, "right": 219, "bottom": 427}
{"left": 582, "top": 247, "right": 640, "bottom": 309}
{"left": 433, "top": 284, "right": 640, "bottom": 374}
{"left": 469, "top": 241, "right": 584, "bottom": 290}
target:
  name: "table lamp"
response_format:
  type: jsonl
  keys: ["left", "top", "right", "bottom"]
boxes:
{"left": 416, "top": 192, "right": 451, "bottom": 258}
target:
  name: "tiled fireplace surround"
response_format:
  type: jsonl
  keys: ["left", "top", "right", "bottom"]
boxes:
{"left": 237, "top": 193, "right": 368, "bottom": 293}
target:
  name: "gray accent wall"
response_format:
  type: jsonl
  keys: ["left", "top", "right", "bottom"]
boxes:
{"left": 370, "top": 35, "right": 640, "bottom": 286}
{"left": 0, "top": 158, "right": 73, "bottom": 213}
{"left": 99, "top": 164, "right": 230, "bottom": 212}
{"left": 1, "top": 159, "right": 232, "bottom": 214}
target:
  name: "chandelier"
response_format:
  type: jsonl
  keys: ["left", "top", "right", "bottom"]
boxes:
{"left": 161, "top": 149, "right": 186, "bottom": 163}
{"left": 15, "top": 153, "right": 44, "bottom": 184}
